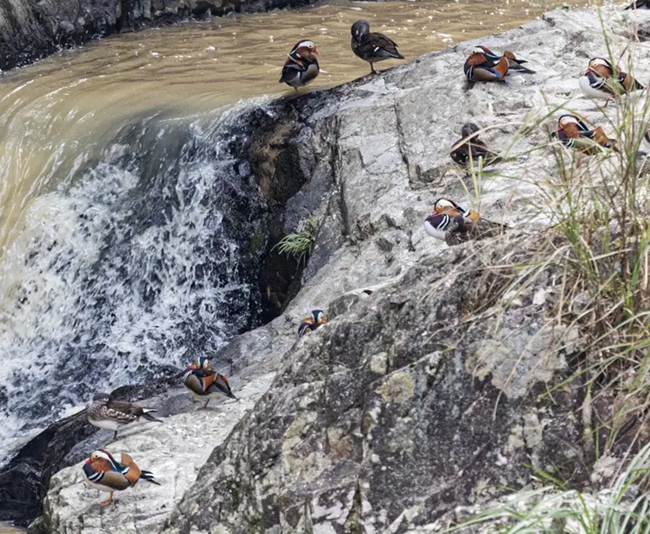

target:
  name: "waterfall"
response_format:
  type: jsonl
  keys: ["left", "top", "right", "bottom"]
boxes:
{"left": 0, "top": 102, "right": 269, "bottom": 464}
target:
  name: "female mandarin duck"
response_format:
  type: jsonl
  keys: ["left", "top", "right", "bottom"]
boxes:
{"left": 474, "top": 45, "right": 535, "bottom": 75}
{"left": 87, "top": 392, "right": 162, "bottom": 442}
{"left": 579, "top": 57, "right": 644, "bottom": 105}
{"left": 279, "top": 40, "right": 320, "bottom": 90}
{"left": 298, "top": 309, "right": 328, "bottom": 338}
{"left": 450, "top": 123, "right": 502, "bottom": 168}
{"left": 424, "top": 198, "right": 505, "bottom": 246}
{"left": 182, "top": 355, "right": 237, "bottom": 409}
{"left": 351, "top": 20, "right": 404, "bottom": 75}
{"left": 553, "top": 114, "right": 614, "bottom": 156}
{"left": 82, "top": 449, "right": 159, "bottom": 506}
{"left": 464, "top": 46, "right": 509, "bottom": 82}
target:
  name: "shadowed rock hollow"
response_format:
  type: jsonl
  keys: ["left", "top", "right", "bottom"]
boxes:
{"left": 36, "top": 5, "right": 650, "bottom": 533}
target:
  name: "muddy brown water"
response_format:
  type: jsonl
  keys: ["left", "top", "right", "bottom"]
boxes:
{"left": 0, "top": 0, "right": 593, "bottom": 253}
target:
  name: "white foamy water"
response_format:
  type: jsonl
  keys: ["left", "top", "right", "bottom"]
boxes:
{"left": 0, "top": 104, "right": 268, "bottom": 463}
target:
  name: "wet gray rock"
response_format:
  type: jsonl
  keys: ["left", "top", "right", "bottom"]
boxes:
{"left": 38, "top": 374, "right": 275, "bottom": 534}
{"left": 0, "top": 0, "right": 317, "bottom": 71}
{"left": 164, "top": 236, "right": 586, "bottom": 533}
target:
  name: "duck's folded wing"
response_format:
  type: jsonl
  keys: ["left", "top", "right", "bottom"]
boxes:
{"left": 591, "top": 126, "right": 614, "bottom": 148}
{"left": 101, "top": 402, "right": 139, "bottom": 423}
{"left": 119, "top": 452, "right": 143, "bottom": 486}
{"left": 279, "top": 62, "right": 302, "bottom": 84}
{"left": 184, "top": 373, "right": 208, "bottom": 395}
{"left": 106, "top": 400, "right": 144, "bottom": 417}
{"left": 445, "top": 218, "right": 505, "bottom": 246}
{"left": 362, "top": 33, "right": 403, "bottom": 59}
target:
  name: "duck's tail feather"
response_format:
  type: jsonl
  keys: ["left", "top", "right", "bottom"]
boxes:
{"left": 141, "top": 410, "right": 163, "bottom": 423}
{"left": 140, "top": 470, "right": 161, "bottom": 485}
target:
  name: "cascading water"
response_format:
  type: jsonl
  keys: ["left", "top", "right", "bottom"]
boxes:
{"left": 0, "top": 103, "right": 271, "bottom": 464}
{"left": 0, "top": 0, "right": 586, "bottom": 472}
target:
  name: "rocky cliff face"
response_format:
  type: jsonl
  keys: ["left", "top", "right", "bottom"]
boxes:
{"left": 0, "top": 0, "right": 315, "bottom": 71}
{"left": 165, "top": 238, "right": 586, "bottom": 533}
{"left": 37, "top": 5, "right": 650, "bottom": 533}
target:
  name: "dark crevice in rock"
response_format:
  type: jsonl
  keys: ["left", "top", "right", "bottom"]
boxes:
{"left": 244, "top": 93, "right": 348, "bottom": 320}
{"left": 246, "top": 106, "right": 312, "bottom": 321}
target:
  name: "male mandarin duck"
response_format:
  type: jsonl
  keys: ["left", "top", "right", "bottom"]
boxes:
{"left": 87, "top": 392, "right": 162, "bottom": 441}
{"left": 182, "top": 355, "right": 236, "bottom": 409}
{"left": 450, "top": 123, "right": 502, "bottom": 168}
{"left": 298, "top": 309, "right": 328, "bottom": 338}
{"left": 279, "top": 40, "right": 320, "bottom": 89}
{"left": 351, "top": 20, "right": 404, "bottom": 75}
{"left": 474, "top": 45, "right": 535, "bottom": 74}
{"left": 82, "top": 449, "right": 160, "bottom": 506}
{"left": 553, "top": 114, "right": 614, "bottom": 156}
{"left": 464, "top": 46, "right": 509, "bottom": 82}
{"left": 424, "top": 198, "right": 505, "bottom": 246}
{"left": 579, "top": 57, "right": 644, "bottom": 105}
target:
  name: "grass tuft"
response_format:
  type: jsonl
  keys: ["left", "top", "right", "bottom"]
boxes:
{"left": 273, "top": 216, "right": 319, "bottom": 266}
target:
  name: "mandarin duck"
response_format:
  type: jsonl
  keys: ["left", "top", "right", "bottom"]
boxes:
{"left": 182, "top": 355, "right": 236, "bottom": 409}
{"left": 464, "top": 46, "right": 509, "bottom": 82}
{"left": 450, "top": 123, "right": 502, "bottom": 168}
{"left": 279, "top": 40, "right": 320, "bottom": 89}
{"left": 298, "top": 309, "right": 328, "bottom": 337}
{"left": 474, "top": 45, "right": 535, "bottom": 74}
{"left": 87, "top": 392, "right": 162, "bottom": 441}
{"left": 579, "top": 57, "right": 644, "bottom": 105}
{"left": 351, "top": 20, "right": 404, "bottom": 75}
{"left": 82, "top": 449, "right": 160, "bottom": 506}
{"left": 424, "top": 198, "right": 506, "bottom": 246}
{"left": 553, "top": 114, "right": 615, "bottom": 156}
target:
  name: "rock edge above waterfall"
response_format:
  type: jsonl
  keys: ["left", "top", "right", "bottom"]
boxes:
{"left": 34, "top": 5, "right": 650, "bottom": 533}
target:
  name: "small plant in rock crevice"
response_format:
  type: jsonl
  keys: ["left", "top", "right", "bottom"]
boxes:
{"left": 273, "top": 216, "right": 319, "bottom": 266}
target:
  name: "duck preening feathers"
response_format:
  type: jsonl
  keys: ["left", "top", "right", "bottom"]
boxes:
{"left": 474, "top": 45, "right": 535, "bottom": 74}
{"left": 553, "top": 114, "right": 615, "bottom": 156}
{"left": 298, "top": 309, "right": 328, "bottom": 338}
{"left": 424, "top": 198, "right": 506, "bottom": 246}
{"left": 87, "top": 392, "right": 162, "bottom": 441}
{"left": 450, "top": 123, "right": 502, "bottom": 168}
{"left": 182, "top": 356, "right": 237, "bottom": 409}
{"left": 279, "top": 40, "right": 320, "bottom": 89}
{"left": 351, "top": 20, "right": 404, "bottom": 74}
{"left": 464, "top": 46, "right": 509, "bottom": 82}
{"left": 82, "top": 449, "right": 160, "bottom": 506}
{"left": 579, "top": 57, "right": 644, "bottom": 104}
